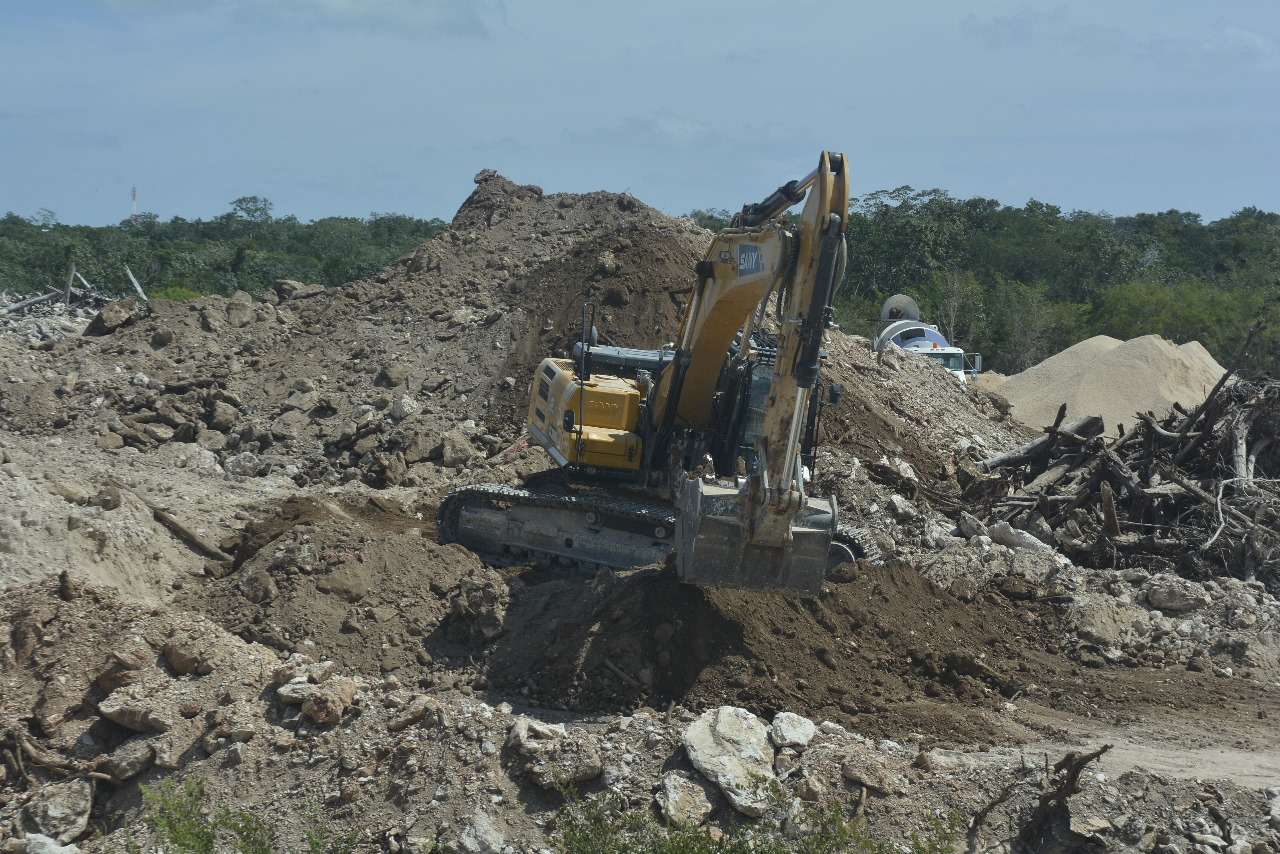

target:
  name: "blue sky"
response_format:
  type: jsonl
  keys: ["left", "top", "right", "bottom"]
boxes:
{"left": 1, "top": 0, "right": 1276, "bottom": 226}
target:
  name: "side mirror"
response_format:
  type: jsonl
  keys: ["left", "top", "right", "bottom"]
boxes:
{"left": 563, "top": 410, "right": 575, "bottom": 432}
{"left": 827, "top": 383, "right": 843, "bottom": 405}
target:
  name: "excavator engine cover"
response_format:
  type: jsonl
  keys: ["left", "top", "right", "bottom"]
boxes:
{"left": 675, "top": 479, "right": 835, "bottom": 597}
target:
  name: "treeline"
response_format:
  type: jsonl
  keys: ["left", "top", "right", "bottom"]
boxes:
{"left": 6, "top": 192, "right": 1277, "bottom": 377}
{"left": 694, "top": 190, "right": 1279, "bottom": 376}
{"left": 0, "top": 196, "right": 446, "bottom": 302}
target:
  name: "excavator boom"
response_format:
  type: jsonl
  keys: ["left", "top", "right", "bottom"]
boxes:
{"left": 669, "top": 152, "right": 849, "bottom": 595}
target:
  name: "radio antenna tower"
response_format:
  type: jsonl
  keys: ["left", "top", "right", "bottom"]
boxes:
{"left": 131, "top": 186, "right": 137, "bottom": 220}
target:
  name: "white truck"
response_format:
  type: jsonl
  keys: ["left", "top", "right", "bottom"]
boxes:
{"left": 872, "top": 294, "right": 982, "bottom": 382}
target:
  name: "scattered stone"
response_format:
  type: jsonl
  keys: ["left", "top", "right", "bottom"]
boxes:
{"left": 656, "top": 771, "right": 716, "bottom": 826}
{"left": 223, "top": 451, "right": 262, "bottom": 477}
{"left": 769, "top": 712, "right": 816, "bottom": 750}
{"left": 453, "top": 808, "right": 505, "bottom": 854}
{"left": 388, "top": 694, "right": 436, "bottom": 732}
{"left": 440, "top": 430, "right": 475, "bottom": 468}
{"left": 887, "top": 494, "right": 917, "bottom": 521}
{"left": 1145, "top": 574, "right": 1212, "bottom": 614}
{"left": 390, "top": 394, "right": 419, "bottom": 421}
{"left": 24, "top": 779, "right": 91, "bottom": 844}
{"left": 83, "top": 299, "right": 140, "bottom": 336}
{"left": 276, "top": 679, "right": 319, "bottom": 705}
{"left": 840, "top": 750, "right": 907, "bottom": 795}
{"left": 957, "top": 511, "right": 988, "bottom": 539}
{"left": 446, "top": 572, "right": 508, "bottom": 642}
{"left": 102, "top": 737, "right": 155, "bottom": 781}
{"left": 97, "top": 693, "right": 170, "bottom": 733}
{"left": 93, "top": 433, "right": 125, "bottom": 450}
{"left": 238, "top": 567, "right": 280, "bottom": 604}
{"left": 208, "top": 401, "right": 240, "bottom": 432}
{"left": 300, "top": 676, "right": 358, "bottom": 726}
{"left": 23, "top": 834, "right": 82, "bottom": 854}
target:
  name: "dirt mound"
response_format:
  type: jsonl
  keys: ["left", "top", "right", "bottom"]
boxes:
{"left": 173, "top": 494, "right": 510, "bottom": 680}
{"left": 482, "top": 559, "right": 1061, "bottom": 743}
{"left": 998, "top": 334, "right": 1226, "bottom": 435}
{"left": 0, "top": 172, "right": 709, "bottom": 503}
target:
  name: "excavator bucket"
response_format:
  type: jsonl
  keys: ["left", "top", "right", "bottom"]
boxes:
{"left": 675, "top": 479, "right": 835, "bottom": 597}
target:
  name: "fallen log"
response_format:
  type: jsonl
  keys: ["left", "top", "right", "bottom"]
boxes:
{"left": 1, "top": 291, "right": 58, "bottom": 315}
{"left": 124, "top": 264, "right": 149, "bottom": 302}
{"left": 1155, "top": 465, "right": 1255, "bottom": 529}
{"left": 107, "top": 477, "right": 233, "bottom": 562}
{"left": 1173, "top": 319, "right": 1263, "bottom": 465}
{"left": 1138, "top": 411, "right": 1198, "bottom": 441}
{"left": 978, "top": 415, "right": 1103, "bottom": 472}
{"left": 1023, "top": 453, "right": 1086, "bottom": 495}
{"left": 1015, "top": 745, "right": 1112, "bottom": 853}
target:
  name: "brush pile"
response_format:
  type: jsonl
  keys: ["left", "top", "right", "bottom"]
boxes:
{"left": 973, "top": 327, "right": 1278, "bottom": 589}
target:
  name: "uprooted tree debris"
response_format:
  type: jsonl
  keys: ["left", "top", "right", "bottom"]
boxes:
{"left": 973, "top": 323, "right": 1278, "bottom": 589}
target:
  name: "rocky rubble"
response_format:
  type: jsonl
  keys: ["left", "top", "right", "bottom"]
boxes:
{"left": 4, "top": 579, "right": 1276, "bottom": 852}
{"left": 2, "top": 170, "right": 1279, "bottom": 852}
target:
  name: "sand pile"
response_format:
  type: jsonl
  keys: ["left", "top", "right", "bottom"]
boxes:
{"left": 996, "top": 334, "right": 1226, "bottom": 434}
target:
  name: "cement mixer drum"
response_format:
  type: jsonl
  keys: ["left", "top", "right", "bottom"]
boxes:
{"left": 880, "top": 293, "right": 921, "bottom": 323}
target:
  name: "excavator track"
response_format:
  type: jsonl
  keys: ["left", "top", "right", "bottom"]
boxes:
{"left": 437, "top": 482, "right": 882, "bottom": 575}
{"left": 835, "top": 523, "right": 882, "bottom": 566}
{"left": 437, "top": 483, "right": 677, "bottom": 573}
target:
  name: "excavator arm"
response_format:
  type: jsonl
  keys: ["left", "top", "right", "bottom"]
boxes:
{"left": 665, "top": 151, "right": 850, "bottom": 595}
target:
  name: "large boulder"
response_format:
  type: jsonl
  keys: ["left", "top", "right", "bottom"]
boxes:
{"left": 226, "top": 290, "right": 254, "bottom": 328}
{"left": 1145, "top": 574, "right": 1211, "bottom": 614}
{"left": 273, "top": 279, "right": 325, "bottom": 300}
{"left": 24, "top": 780, "right": 91, "bottom": 843}
{"left": 681, "top": 706, "right": 775, "bottom": 817}
{"left": 83, "top": 299, "right": 141, "bottom": 336}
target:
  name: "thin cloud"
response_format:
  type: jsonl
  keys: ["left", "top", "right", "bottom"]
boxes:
{"left": 961, "top": 7, "right": 1278, "bottom": 71}
{"left": 90, "top": 0, "right": 505, "bottom": 36}
{"left": 62, "top": 131, "right": 120, "bottom": 148}
{"left": 572, "top": 111, "right": 719, "bottom": 150}
{"left": 959, "top": 6, "right": 1069, "bottom": 49}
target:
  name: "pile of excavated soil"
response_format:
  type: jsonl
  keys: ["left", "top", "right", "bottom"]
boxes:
{"left": 480, "top": 558, "right": 1062, "bottom": 743}
{"left": 172, "top": 492, "right": 1045, "bottom": 741}
{"left": 997, "top": 334, "right": 1226, "bottom": 434}
{"left": 8, "top": 577, "right": 1277, "bottom": 854}
{"left": 0, "top": 173, "right": 709, "bottom": 503}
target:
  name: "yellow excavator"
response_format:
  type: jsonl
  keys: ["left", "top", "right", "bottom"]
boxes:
{"left": 438, "top": 152, "right": 870, "bottom": 596}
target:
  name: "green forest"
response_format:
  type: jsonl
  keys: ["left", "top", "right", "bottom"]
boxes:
{"left": 0, "top": 196, "right": 446, "bottom": 303}
{"left": 4, "top": 191, "right": 1277, "bottom": 376}
{"left": 694, "top": 190, "right": 1280, "bottom": 376}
